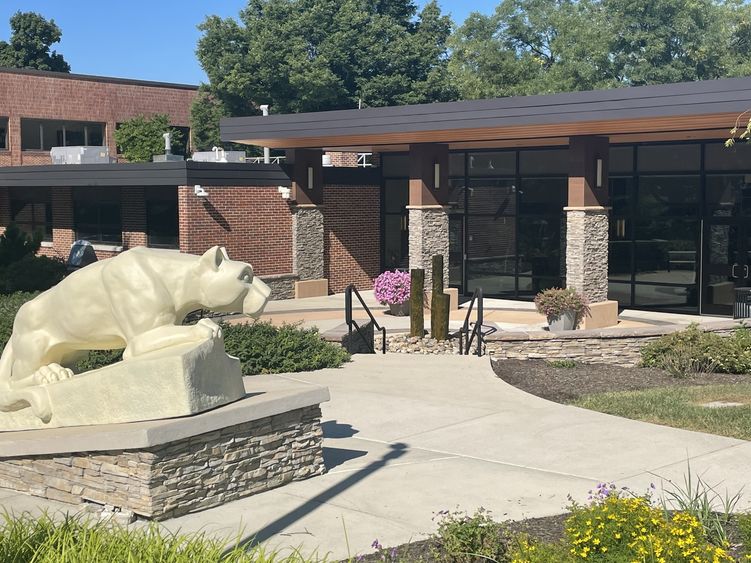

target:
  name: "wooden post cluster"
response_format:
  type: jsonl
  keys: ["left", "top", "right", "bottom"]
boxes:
{"left": 430, "top": 255, "right": 449, "bottom": 340}
{"left": 409, "top": 269, "right": 425, "bottom": 338}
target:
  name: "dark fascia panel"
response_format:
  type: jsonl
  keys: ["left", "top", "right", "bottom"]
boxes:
{"left": 323, "top": 166, "right": 381, "bottom": 186}
{"left": 221, "top": 77, "right": 751, "bottom": 143}
{"left": 0, "top": 162, "right": 292, "bottom": 188}
{"left": 0, "top": 66, "right": 198, "bottom": 91}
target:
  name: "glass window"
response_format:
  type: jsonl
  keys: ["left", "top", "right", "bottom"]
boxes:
{"left": 705, "top": 142, "right": 751, "bottom": 171}
{"left": 706, "top": 175, "right": 751, "bottom": 217}
{"left": 0, "top": 117, "right": 7, "bottom": 150}
{"left": 21, "top": 118, "right": 106, "bottom": 150}
{"left": 381, "top": 154, "right": 409, "bottom": 177}
{"left": 468, "top": 151, "right": 516, "bottom": 176}
{"left": 608, "top": 218, "right": 631, "bottom": 281}
{"left": 449, "top": 152, "right": 465, "bottom": 176}
{"left": 518, "top": 178, "right": 566, "bottom": 215}
{"left": 609, "top": 146, "right": 634, "bottom": 173}
{"left": 448, "top": 178, "right": 465, "bottom": 211}
{"left": 146, "top": 188, "right": 179, "bottom": 249}
{"left": 449, "top": 216, "right": 463, "bottom": 287}
{"left": 637, "top": 144, "right": 700, "bottom": 172}
{"left": 519, "top": 149, "right": 569, "bottom": 175}
{"left": 634, "top": 283, "right": 697, "bottom": 311}
{"left": 384, "top": 179, "right": 409, "bottom": 213}
{"left": 467, "top": 216, "right": 516, "bottom": 275}
{"left": 637, "top": 176, "right": 699, "bottom": 216}
{"left": 384, "top": 215, "right": 408, "bottom": 270}
{"left": 73, "top": 188, "right": 122, "bottom": 245}
{"left": 467, "top": 178, "right": 515, "bottom": 215}
{"left": 634, "top": 219, "right": 699, "bottom": 285}
{"left": 518, "top": 217, "right": 561, "bottom": 278}
{"left": 609, "top": 177, "right": 633, "bottom": 217}
{"left": 608, "top": 282, "right": 632, "bottom": 306}
{"left": 10, "top": 187, "right": 52, "bottom": 241}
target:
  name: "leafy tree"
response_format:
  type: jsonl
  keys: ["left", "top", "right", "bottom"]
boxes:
{"left": 190, "top": 88, "right": 229, "bottom": 151}
{"left": 195, "top": 0, "right": 456, "bottom": 121}
{"left": 114, "top": 114, "right": 186, "bottom": 163}
{"left": 0, "top": 11, "right": 70, "bottom": 72}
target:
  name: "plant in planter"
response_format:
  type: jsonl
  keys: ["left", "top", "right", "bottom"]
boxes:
{"left": 534, "top": 287, "right": 590, "bottom": 331}
{"left": 373, "top": 270, "right": 411, "bottom": 315}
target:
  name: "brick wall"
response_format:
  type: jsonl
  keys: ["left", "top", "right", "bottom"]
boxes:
{"left": 122, "top": 188, "right": 148, "bottom": 248}
{"left": 178, "top": 186, "right": 294, "bottom": 277}
{"left": 323, "top": 185, "right": 381, "bottom": 292}
{"left": 0, "top": 70, "right": 196, "bottom": 166}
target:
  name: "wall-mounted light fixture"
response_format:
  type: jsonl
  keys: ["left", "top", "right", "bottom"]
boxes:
{"left": 434, "top": 162, "right": 441, "bottom": 190}
{"left": 595, "top": 158, "right": 603, "bottom": 188}
{"left": 194, "top": 184, "right": 208, "bottom": 198}
{"left": 278, "top": 186, "right": 291, "bottom": 200}
{"left": 307, "top": 166, "right": 314, "bottom": 190}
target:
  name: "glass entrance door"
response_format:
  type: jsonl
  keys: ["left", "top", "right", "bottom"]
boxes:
{"left": 701, "top": 220, "right": 751, "bottom": 315}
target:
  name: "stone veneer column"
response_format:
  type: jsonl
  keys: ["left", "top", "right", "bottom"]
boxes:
{"left": 408, "top": 143, "right": 449, "bottom": 288}
{"left": 564, "top": 206, "right": 609, "bottom": 302}
{"left": 287, "top": 149, "right": 325, "bottom": 282}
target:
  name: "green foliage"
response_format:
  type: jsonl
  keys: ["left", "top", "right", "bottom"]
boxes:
{"left": 431, "top": 508, "right": 510, "bottom": 563}
{"left": 534, "top": 288, "right": 589, "bottom": 326}
{"left": 0, "top": 11, "right": 70, "bottom": 72}
{"left": 0, "top": 255, "right": 66, "bottom": 294}
{"left": 74, "top": 349, "right": 124, "bottom": 373}
{"left": 196, "top": 0, "right": 457, "bottom": 118}
{"left": 0, "top": 511, "right": 315, "bottom": 562}
{"left": 548, "top": 359, "right": 577, "bottom": 369}
{"left": 222, "top": 321, "right": 350, "bottom": 375}
{"left": 641, "top": 323, "right": 751, "bottom": 375}
{"left": 0, "top": 224, "right": 41, "bottom": 267}
{"left": 114, "top": 114, "right": 186, "bottom": 163}
{"left": 190, "top": 88, "right": 227, "bottom": 151}
{"left": 0, "top": 292, "right": 37, "bottom": 355}
{"left": 737, "top": 512, "right": 751, "bottom": 555}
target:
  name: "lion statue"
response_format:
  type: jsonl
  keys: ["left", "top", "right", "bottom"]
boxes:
{"left": 0, "top": 246, "right": 271, "bottom": 423}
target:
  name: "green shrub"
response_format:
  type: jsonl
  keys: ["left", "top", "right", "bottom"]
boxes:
{"left": 0, "top": 292, "right": 37, "bottom": 354}
{"left": 222, "top": 321, "right": 350, "bottom": 375}
{"left": 737, "top": 513, "right": 751, "bottom": 557}
{"left": 548, "top": 359, "right": 577, "bottom": 369}
{"left": 0, "top": 223, "right": 41, "bottom": 267}
{"left": 74, "top": 349, "right": 123, "bottom": 372}
{"left": 641, "top": 323, "right": 751, "bottom": 375}
{"left": 431, "top": 508, "right": 510, "bottom": 563}
{"left": 0, "top": 255, "right": 67, "bottom": 294}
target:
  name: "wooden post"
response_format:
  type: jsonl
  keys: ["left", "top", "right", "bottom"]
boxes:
{"left": 431, "top": 255, "right": 449, "bottom": 340}
{"left": 410, "top": 269, "right": 425, "bottom": 338}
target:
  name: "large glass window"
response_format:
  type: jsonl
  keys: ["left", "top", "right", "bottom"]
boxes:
{"left": 10, "top": 187, "right": 52, "bottom": 241}
{"left": 0, "top": 117, "right": 7, "bottom": 150}
{"left": 74, "top": 188, "right": 122, "bottom": 245}
{"left": 381, "top": 155, "right": 410, "bottom": 271}
{"left": 146, "top": 187, "right": 179, "bottom": 249}
{"left": 21, "top": 119, "right": 105, "bottom": 150}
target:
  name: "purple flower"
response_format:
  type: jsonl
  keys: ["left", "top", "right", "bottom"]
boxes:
{"left": 372, "top": 539, "right": 382, "bottom": 550}
{"left": 373, "top": 270, "right": 411, "bottom": 305}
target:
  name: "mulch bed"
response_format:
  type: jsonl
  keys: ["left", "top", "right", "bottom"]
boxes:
{"left": 490, "top": 359, "right": 748, "bottom": 404}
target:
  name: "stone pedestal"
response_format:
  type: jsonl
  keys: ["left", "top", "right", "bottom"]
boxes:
{"left": 408, "top": 206, "right": 449, "bottom": 289}
{"left": 292, "top": 204, "right": 325, "bottom": 281}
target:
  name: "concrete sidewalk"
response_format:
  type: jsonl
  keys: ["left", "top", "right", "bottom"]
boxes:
{"left": 1, "top": 355, "right": 748, "bottom": 560}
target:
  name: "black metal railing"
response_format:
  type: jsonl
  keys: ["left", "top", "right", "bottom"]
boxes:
{"left": 345, "top": 284, "right": 386, "bottom": 354}
{"left": 457, "top": 288, "right": 495, "bottom": 356}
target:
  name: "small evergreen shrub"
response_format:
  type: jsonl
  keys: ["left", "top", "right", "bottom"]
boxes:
{"left": 0, "top": 255, "right": 67, "bottom": 294}
{"left": 641, "top": 323, "right": 751, "bottom": 375}
{"left": 222, "top": 321, "right": 350, "bottom": 375}
{"left": 431, "top": 508, "right": 510, "bottom": 563}
{"left": 0, "top": 292, "right": 37, "bottom": 354}
{"left": 548, "top": 359, "right": 577, "bottom": 369}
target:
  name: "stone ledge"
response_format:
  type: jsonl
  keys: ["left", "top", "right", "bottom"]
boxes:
{"left": 0, "top": 375, "right": 330, "bottom": 458}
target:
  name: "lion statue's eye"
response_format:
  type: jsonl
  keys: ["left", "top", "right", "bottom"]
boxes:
{"left": 242, "top": 273, "right": 252, "bottom": 283}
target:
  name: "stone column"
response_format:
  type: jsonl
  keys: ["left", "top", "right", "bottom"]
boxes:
{"left": 286, "top": 149, "right": 325, "bottom": 283}
{"left": 565, "top": 136, "right": 618, "bottom": 328}
{"left": 408, "top": 143, "right": 449, "bottom": 288}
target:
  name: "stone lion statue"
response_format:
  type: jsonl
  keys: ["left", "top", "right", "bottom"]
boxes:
{"left": 0, "top": 246, "right": 271, "bottom": 423}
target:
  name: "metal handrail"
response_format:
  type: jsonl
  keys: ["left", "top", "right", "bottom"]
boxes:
{"left": 458, "top": 288, "right": 486, "bottom": 357}
{"left": 345, "top": 284, "right": 386, "bottom": 354}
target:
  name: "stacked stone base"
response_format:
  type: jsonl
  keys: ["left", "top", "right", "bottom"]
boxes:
{"left": 0, "top": 406, "right": 325, "bottom": 520}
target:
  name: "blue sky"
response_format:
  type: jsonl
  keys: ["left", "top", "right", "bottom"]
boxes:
{"left": 0, "top": 0, "right": 497, "bottom": 85}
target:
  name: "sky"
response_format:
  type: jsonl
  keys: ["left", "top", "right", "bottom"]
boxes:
{"left": 0, "top": 0, "right": 498, "bottom": 85}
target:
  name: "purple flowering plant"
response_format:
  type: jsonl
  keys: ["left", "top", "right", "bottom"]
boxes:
{"left": 373, "top": 270, "right": 411, "bottom": 305}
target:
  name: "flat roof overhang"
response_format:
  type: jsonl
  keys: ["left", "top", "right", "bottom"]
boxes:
{"left": 0, "top": 161, "right": 292, "bottom": 188}
{"left": 221, "top": 77, "right": 751, "bottom": 150}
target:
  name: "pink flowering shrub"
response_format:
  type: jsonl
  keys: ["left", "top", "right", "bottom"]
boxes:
{"left": 373, "top": 270, "right": 411, "bottom": 305}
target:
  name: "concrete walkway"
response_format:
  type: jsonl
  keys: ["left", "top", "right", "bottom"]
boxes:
{"left": 1, "top": 355, "right": 748, "bottom": 560}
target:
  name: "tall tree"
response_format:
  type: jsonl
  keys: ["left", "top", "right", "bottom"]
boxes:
{"left": 195, "top": 0, "right": 456, "bottom": 121}
{"left": 0, "top": 11, "right": 70, "bottom": 72}
{"left": 114, "top": 115, "right": 185, "bottom": 163}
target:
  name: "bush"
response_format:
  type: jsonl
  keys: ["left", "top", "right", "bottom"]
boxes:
{"left": 74, "top": 349, "right": 123, "bottom": 372}
{"left": 0, "top": 223, "right": 41, "bottom": 267}
{"left": 534, "top": 288, "right": 589, "bottom": 326}
{"left": 641, "top": 323, "right": 751, "bottom": 375}
{"left": 431, "top": 508, "right": 510, "bottom": 563}
{"left": 0, "top": 255, "right": 67, "bottom": 294}
{"left": 738, "top": 513, "right": 751, "bottom": 558}
{"left": 222, "top": 321, "right": 350, "bottom": 375}
{"left": 0, "top": 292, "right": 37, "bottom": 354}
{"left": 548, "top": 359, "right": 577, "bottom": 369}
{"left": 373, "top": 270, "right": 411, "bottom": 305}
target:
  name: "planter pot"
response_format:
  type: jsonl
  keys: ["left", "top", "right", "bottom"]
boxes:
{"left": 388, "top": 301, "right": 410, "bottom": 316}
{"left": 548, "top": 311, "right": 577, "bottom": 331}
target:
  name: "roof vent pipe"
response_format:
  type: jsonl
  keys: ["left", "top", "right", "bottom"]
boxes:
{"left": 260, "top": 104, "right": 271, "bottom": 164}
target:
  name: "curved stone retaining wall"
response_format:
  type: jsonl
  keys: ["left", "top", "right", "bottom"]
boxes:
{"left": 485, "top": 321, "right": 742, "bottom": 367}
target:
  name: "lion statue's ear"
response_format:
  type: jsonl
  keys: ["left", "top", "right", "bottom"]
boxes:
{"left": 198, "top": 246, "right": 226, "bottom": 272}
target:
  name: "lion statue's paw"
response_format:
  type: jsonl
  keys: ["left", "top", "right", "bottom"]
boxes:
{"left": 195, "top": 318, "right": 222, "bottom": 341}
{"left": 33, "top": 363, "right": 74, "bottom": 385}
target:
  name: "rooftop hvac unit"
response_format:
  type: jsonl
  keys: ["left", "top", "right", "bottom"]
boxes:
{"left": 191, "top": 147, "right": 247, "bottom": 163}
{"left": 51, "top": 146, "right": 113, "bottom": 165}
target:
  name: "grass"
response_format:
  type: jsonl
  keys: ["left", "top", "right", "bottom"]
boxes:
{"left": 573, "top": 384, "right": 751, "bottom": 440}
